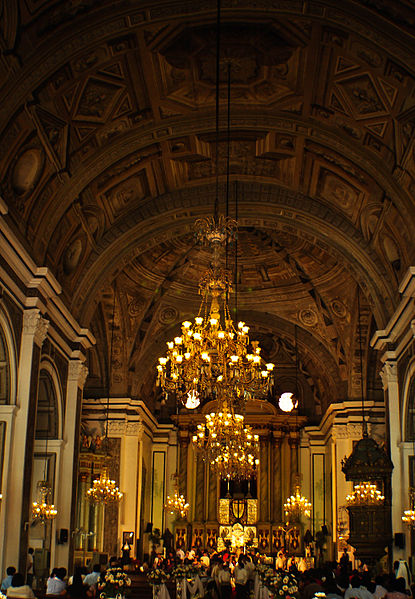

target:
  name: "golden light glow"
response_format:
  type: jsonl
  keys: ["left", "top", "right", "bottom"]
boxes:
{"left": 346, "top": 482, "right": 384, "bottom": 505}
{"left": 279, "top": 392, "right": 298, "bottom": 412}
{"left": 86, "top": 470, "right": 123, "bottom": 504}
{"left": 156, "top": 216, "right": 275, "bottom": 408}
{"left": 32, "top": 481, "right": 57, "bottom": 523}
{"left": 192, "top": 397, "right": 259, "bottom": 480}
{"left": 283, "top": 485, "right": 312, "bottom": 522}
{"left": 164, "top": 490, "right": 189, "bottom": 519}
{"left": 402, "top": 489, "right": 415, "bottom": 526}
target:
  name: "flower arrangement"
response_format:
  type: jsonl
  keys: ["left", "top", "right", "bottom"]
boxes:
{"left": 0, "top": 592, "right": 6, "bottom": 599}
{"left": 264, "top": 571, "right": 299, "bottom": 599}
{"left": 147, "top": 568, "right": 170, "bottom": 586}
{"left": 99, "top": 567, "right": 131, "bottom": 598}
{"left": 171, "top": 564, "right": 187, "bottom": 580}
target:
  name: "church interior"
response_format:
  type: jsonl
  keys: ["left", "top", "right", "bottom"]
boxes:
{"left": 1, "top": 0, "right": 415, "bottom": 579}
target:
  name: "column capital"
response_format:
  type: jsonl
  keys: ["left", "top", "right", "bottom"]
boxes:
{"left": 380, "top": 360, "right": 398, "bottom": 389}
{"left": 68, "top": 360, "right": 88, "bottom": 387}
{"left": 23, "top": 309, "right": 49, "bottom": 347}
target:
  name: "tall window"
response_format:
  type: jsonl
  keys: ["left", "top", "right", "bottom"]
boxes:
{"left": 406, "top": 377, "right": 415, "bottom": 441}
{"left": 35, "top": 370, "right": 58, "bottom": 439}
{"left": 0, "top": 327, "right": 10, "bottom": 405}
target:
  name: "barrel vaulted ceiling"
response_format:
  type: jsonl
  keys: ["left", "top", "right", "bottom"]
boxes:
{"left": 1, "top": 0, "right": 415, "bottom": 420}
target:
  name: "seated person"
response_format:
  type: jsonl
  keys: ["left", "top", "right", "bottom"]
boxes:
{"left": 1, "top": 568, "right": 16, "bottom": 592}
{"left": 67, "top": 571, "right": 93, "bottom": 599}
{"left": 6, "top": 573, "right": 35, "bottom": 598}
{"left": 83, "top": 565, "right": 101, "bottom": 588}
{"left": 46, "top": 567, "right": 67, "bottom": 596}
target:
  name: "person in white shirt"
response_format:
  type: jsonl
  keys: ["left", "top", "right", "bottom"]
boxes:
{"left": 200, "top": 552, "right": 210, "bottom": 569}
{"left": 234, "top": 557, "right": 248, "bottom": 599}
{"left": 218, "top": 564, "right": 232, "bottom": 599}
{"left": 83, "top": 565, "right": 101, "bottom": 588}
{"left": 6, "top": 573, "right": 35, "bottom": 598}
{"left": 46, "top": 567, "right": 67, "bottom": 596}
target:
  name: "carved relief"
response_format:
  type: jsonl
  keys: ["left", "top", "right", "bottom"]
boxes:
{"left": 11, "top": 148, "right": 44, "bottom": 197}
{"left": 63, "top": 238, "right": 83, "bottom": 275}
{"left": 338, "top": 74, "right": 386, "bottom": 117}
{"left": 23, "top": 310, "right": 49, "bottom": 347}
{"left": 75, "top": 78, "right": 124, "bottom": 121}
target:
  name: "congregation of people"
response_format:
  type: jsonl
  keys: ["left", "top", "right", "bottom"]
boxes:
{"left": 0, "top": 560, "right": 111, "bottom": 599}
{"left": 145, "top": 545, "right": 414, "bottom": 599}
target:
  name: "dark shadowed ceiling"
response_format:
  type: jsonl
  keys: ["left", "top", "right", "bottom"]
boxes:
{"left": 2, "top": 0, "right": 415, "bottom": 421}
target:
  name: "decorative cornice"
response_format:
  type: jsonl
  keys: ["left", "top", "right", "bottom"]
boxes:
{"left": 332, "top": 423, "right": 364, "bottom": 439}
{"left": 107, "top": 419, "right": 144, "bottom": 436}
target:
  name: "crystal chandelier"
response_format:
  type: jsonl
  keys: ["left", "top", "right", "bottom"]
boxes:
{"left": 157, "top": 217, "right": 275, "bottom": 408}
{"left": 32, "top": 481, "right": 58, "bottom": 523}
{"left": 87, "top": 469, "right": 123, "bottom": 504}
{"left": 283, "top": 485, "right": 312, "bottom": 523}
{"left": 192, "top": 396, "right": 260, "bottom": 480}
{"left": 346, "top": 482, "right": 384, "bottom": 505}
{"left": 402, "top": 489, "right": 415, "bottom": 526}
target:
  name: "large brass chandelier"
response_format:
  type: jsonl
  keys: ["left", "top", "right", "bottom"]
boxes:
{"left": 192, "top": 396, "right": 259, "bottom": 480}
{"left": 87, "top": 469, "right": 123, "bottom": 504}
{"left": 156, "top": 216, "right": 275, "bottom": 408}
{"left": 32, "top": 481, "right": 58, "bottom": 523}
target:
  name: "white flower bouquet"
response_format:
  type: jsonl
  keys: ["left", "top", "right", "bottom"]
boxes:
{"left": 99, "top": 567, "right": 131, "bottom": 598}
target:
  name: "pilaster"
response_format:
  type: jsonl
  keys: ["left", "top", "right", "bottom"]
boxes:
{"left": 5, "top": 309, "right": 49, "bottom": 572}
{"left": 55, "top": 360, "right": 87, "bottom": 568}
{"left": 380, "top": 360, "right": 404, "bottom": 560}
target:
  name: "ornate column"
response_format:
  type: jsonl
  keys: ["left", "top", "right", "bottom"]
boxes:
{"left": 272, "top": 433, "right": 282, "bottom": 524}
{"left": 289, "top": 434, "right": 300, "bottom": 484}
{"left": 178, "top": 432, "right": 189, "bottom": 500}
{"left": 4, "top": 309, "right": 48, "bottom": 573}
{"left": 207, "top": 466, "right": 218, "bottom": 522}
{"left": 194, "top": 454, "right": 205, "bottom": 522}
{"left": 259, "top": 434, "right": 270, "bottom": 522}
{"left": 119, "top": 421, "right": 142, "bottom": 556}
{"left": 381, "top": 360, "right": 404, "bottom": 560}
{"left": 55, "top": 360, "right": 88, "bottom": 568}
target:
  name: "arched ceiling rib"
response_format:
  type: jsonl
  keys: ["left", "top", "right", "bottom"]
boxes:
{"left": 2, "top": 0, "right": 415, "bottom": 420}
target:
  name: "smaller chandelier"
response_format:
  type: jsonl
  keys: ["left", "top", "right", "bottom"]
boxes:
{"left": 284, "top": 485, "right": 312, "bottom": 522}
{"left": 346, "top": 481, "right": 384, "bottom": 505}
{"left": 165, "top": 486, "right": 189, "bottom": 519}
{"left": 32, "top": 481, "right": 57, "bottom": 523}
{"left": 402, "top": 489, "right": 415, "bottom": 526}
{"left": 86, "top": 470, "right": 123, "bottom": 504}
{"left": 193, "top": 400, "right": 259, "bottom": 480}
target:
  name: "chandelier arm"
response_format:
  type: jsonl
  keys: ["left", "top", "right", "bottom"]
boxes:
{"left": 214, "top": 0, "right": 221, "bottom": 224}
{"left": 357, "top": 286, "right": 367, "bottom": 437}
{"left": 106, "top": 281, "right": 117, "bottom": 446}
